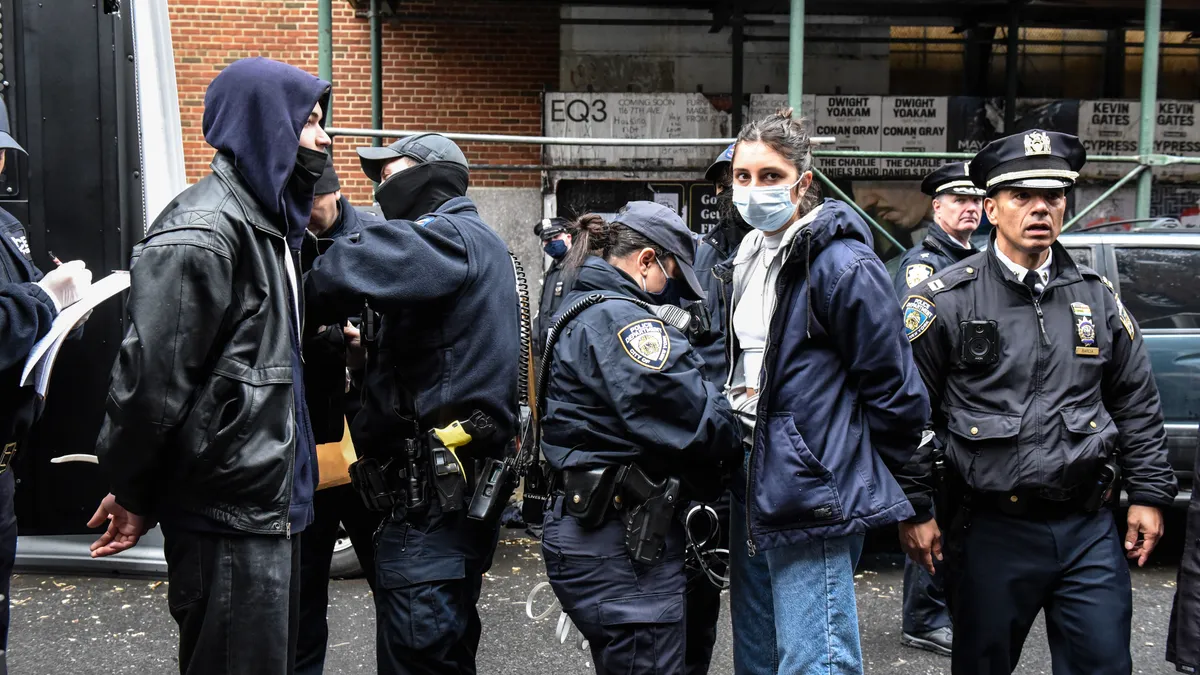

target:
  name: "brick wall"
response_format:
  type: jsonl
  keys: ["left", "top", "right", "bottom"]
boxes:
{"left": 168, "top": 0, "right": 560, "bottom": 203}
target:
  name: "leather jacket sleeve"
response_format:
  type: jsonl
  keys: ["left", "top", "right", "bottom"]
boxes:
{"left": 1100, "top": 293, "right": 1178, "bottom": 509}
{"left": 96, "top": 237, "right": 235, "bottom": 515}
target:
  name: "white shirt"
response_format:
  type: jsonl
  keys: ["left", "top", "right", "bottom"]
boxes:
{"left": 994, "top": 245, "right": 1053, "bottom": 286}
{"left": 730, "top": 233, "right": 784, "bottom": 394}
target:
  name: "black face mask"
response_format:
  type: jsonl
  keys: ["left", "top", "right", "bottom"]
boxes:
{"left": 294, "top": 147, "right": 327, "bottom": 187}
{"left": 374, "top": 161, "right": 470, "bottom": 221}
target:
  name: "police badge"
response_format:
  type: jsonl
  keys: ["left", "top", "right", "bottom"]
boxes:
{"left": 905, "top": 264, "right": 934, "bottom": 288}
{"left": 618, "top": 318, "right": 671, "bottom": 370}
{"left": 1024, "top": 130, "right": 1052, "bottom": 156}
{"left": 1075, "top": 316, "right": 1099, "bottom": 356}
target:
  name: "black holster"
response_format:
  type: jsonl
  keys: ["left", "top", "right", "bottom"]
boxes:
{"left": 348, "top": 456, "right": 399, "bottom": 512}
{"left": 561, "top": 463, "right": 681, "bottom": 565}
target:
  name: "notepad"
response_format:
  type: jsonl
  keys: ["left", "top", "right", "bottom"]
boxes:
{"left": 21, "top": 271, "right": 131, "bottom": 397}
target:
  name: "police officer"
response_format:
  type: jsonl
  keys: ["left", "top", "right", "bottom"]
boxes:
{"left": 532, "top": 216, "right": 574, "bottom": 366}
{"left": 0, "top": 100, "right": 92, "bottom": 666}
{"left": 684, "top": 143, "right": 750, "bottom": 675}
{"left": 900, "top": 130, "right": 1178, "bottom": 675}
{"left": 892, "top": 162, "right": 983, "bottom": 296}
{"left": 539, "top": 202, "right": 741, "bottom": 675}
{"left": 305, "top": 134, "right": 519, "bottom": 675}
{"left": 894, "top": 161, "right": 984, "bottom": 657}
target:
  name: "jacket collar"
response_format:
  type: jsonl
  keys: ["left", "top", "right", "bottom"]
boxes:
{"left": 570, "top": 256, "right": 655, "bottom": 303}
{"left": 432, "top": 196, "right": 476, "bottom": 216}
{"left": 211, "top": 153, "right": 285, "bottom": 239}
{"left": 703, "top": 218, "right": 750, "bottom": 260}
{"left": 732, "top": 203, "right": 825, "bottom": 268}
{"left": 983, "top": 229, "right": 1083, "bottom": 291}
{"left": 924, "top": 221, "right": 976, "bottom": 262}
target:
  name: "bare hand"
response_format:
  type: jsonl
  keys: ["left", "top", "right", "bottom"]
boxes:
{"left": 899, "top": 519, "right": 943, "bottom": 575}
{"left": 1124, "top": 505, "right": 1164, "bottom": 567}
{"left": 344, "top": 322, "right": 365, "bottom": 370}
{"left": 88, "top": 493, "right": 149, "bottom": 558}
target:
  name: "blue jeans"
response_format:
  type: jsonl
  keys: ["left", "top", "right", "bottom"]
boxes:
{"left": 729, "top": 491, "right": 865, "bottom": 675}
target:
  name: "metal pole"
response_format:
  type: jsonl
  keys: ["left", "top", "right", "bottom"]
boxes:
{"left": 318, "top": 0, "right": 333, "bottom": 123}
{"left": 789, "top": 0, "right": 805, "bottom": 113}
{"left": 1004, "top": 2, "right": 1020, "bottom": 133}
{"left": 1135, "top": 0, "right": 1162, "bottom": 219}
{"left": 370, "top": 0, "right": 383, "bottom": 148}
{"left": 731, "top": 7, "right": 745, "bottom": 133}
{"left": 812, "top": 169, "right": 905, "bottom": 252}
{"left": 1062, "top": 165, "right": 1146, "bottom": 231}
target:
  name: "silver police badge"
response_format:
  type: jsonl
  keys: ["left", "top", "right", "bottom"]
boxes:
{"left": 905, "top": 264, "right": 934, "bottom": 288}
{"left": 902, "top": 296, "right": 936, "bottom": 342}
{"left": 618, "top": 319, "right": 671, "bottom": 370}
{"left": 1024, "top": 130, "right": 1052, "bottom": 156}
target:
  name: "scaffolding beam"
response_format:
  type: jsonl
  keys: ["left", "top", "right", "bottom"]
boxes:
{"left": 319, "top": 0, "right": 333, "bottom": 123}
{"left": 1136, "top": 0, "right": 1162, "bottom": 219}
{"left": 789, "top": 0, "right": 805, "bottom": 113}
{"left": 370, "top": 0, "right": 383, "bottom": 148}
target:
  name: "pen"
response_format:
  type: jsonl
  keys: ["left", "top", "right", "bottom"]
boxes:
{"left": 47, "top": 250, "right": 62, "bottom": 266}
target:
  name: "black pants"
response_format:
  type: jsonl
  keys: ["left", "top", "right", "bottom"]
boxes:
{"left": 542, "top": 497, "right": 686, "bottom": 675}
{"left": 0, "top": 471, "right": 16, "bottom": 653}
{"left": 683, "top": 495, "right": 727, "bottom": 675}
{"left": 374, "top": 500, "right": 500, "bottom": 675}
{"left": 949, "top": 509, "right": 1132, "bottom": 675}
{"left": 902, "top": 553, "right": 951, "bottom": 634}
{"left": 162, "top": 525, "right": 302, "bottom": 675}
{"left": 296, "top": 484, "right": 385, "bottom": 675}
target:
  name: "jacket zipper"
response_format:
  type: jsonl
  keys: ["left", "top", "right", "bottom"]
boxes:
{"left": 1032, "top": 295, "right": 1050, "bottom": 346}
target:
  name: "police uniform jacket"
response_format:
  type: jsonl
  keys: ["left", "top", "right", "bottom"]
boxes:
{"left": 306, "top": 196, "right": 520, "bottom": 459}
{"left": 540, "top": 256, "right": 741, "bottom": 494}
{"left": 0, "top": 207, "right": 56, "bottom": 449}
{"left": 902, "top": 236, "right": 1178, "bottom": 519}
{"left": 892, "top": 220, "right": 976, "bottom": 297}
{"left": 693, "top": 219, "right": 744, "bottom": 387}
{"left": 533, "top": 258, "right": 573, "bottom": 361}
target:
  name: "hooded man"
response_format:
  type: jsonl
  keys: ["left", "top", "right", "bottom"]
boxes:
{"left": 89, "top": 58, "right": 331, "bottom": 675}
{"left": 305, "top": 134, "right": 520, "bottom": 675}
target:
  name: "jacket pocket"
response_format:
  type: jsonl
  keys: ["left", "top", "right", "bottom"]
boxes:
{"left": 1057, "top": 401, "right": 1117, "bottom": 486}
{"left": 944, "top": 405, "right": 1022, "bottom": 489}
{"left": 754, "top": 412, "right": 844, "bottom": 527}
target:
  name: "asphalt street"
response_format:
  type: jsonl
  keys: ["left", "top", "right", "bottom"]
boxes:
{"left": 6, "top": 536, "right": 1184, "bottom": 674}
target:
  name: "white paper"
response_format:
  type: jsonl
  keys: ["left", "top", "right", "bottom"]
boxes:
{"left": 22, "top": 271, "right": 131, "bottom": 396}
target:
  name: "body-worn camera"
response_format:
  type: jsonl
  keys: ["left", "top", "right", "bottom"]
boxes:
{"left": 959, "top": 320, "right": 999, "bottom": 366}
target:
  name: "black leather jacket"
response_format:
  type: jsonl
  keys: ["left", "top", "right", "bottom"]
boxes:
{"left": 96, "top": 154, "right": 303, "bottom": 534}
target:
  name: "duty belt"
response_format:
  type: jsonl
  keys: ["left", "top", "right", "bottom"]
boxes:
{"left": 0, "top": 443, "right": 17, "bottom": 475}
{"left": 556, "top": 463, "right": 681, "bottom": 565}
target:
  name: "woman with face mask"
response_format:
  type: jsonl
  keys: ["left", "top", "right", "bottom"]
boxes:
{"left": 537, "top": 202, "right": 741, "bottom": 675}
{"left": 725, "top": 109, "right": 930, "bottom": 675}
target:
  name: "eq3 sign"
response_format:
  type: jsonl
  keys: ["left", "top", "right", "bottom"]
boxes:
{"left": 544, "top": 93, "right": 729, "bottom": 170}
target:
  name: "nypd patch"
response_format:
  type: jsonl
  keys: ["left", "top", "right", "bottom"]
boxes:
{"left": 618, "top": 319, "right": 671, "bottom": 370}
{"left": 902, "top": 296, "right": 936, "bottom": 342}
{"left": 905, "top": 264, "right": 934, "bottom": 288}
{"left": 10, "top": 235, "right": 30, "bottom": 257}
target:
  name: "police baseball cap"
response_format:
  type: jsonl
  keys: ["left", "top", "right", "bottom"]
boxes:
{"left": 969, "top": 129, "right": 1086, "bottom": 193}
{"left": 921, "top": 162, "right": 985, "bottom": 197}
{"left": 612, "top": 201, "right": 705, "bottom": 301}
{"left": 534, "top": 217, "right": 570, "bottom": 241}
{"left": 314, "top": 154, "right": 340, "bottom": 195}
{"left": 703, "top": 142, "right": 736, "bottom": 184}
{"left": 357, "top": 133, "right": 469, "bottom": 183}
{"left": 0, "top": 99, "right": 26, "bottom": 155}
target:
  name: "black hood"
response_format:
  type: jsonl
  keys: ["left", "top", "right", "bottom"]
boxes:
{"left": 202, "top": 57, "right": 330, "bottom": 249}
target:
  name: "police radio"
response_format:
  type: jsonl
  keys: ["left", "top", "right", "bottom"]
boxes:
{"left": 959, "top": 320, "right": 999, "bottom": 366}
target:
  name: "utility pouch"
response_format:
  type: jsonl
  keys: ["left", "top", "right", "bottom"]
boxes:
{"left": 431, "top": 443, "right": 467, "bottom": 513}
{"left": 467, "top": 457, "right": 518, "bottom": 522}
{"left": 1082, "top": 460, "right": 1122, "bottom": 512}
{"left": 520, "top": 461, "right": 551, "bottom": 526}
{"left": 562, "top": 466, "right": 622, "bottom": 529}
{"left": 622, "top": 471, "right": 682, "bottom": 566}
{"left": 401, "top": 438, "right": 428, "bottom": 512}
{"left": 348, "top": 457, "right": 398, "bottom": 512}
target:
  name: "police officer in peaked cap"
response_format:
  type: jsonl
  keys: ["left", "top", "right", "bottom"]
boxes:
{"left": 0, "top": 97, "right": 93, "bottom": 666}
{"left": 898, "top": 129, "right": 1177, "bottom": 675}
{"left": 532, "top": 216, "right": 575, "bottom": 371}
{"left": 891, "top": 162, "right": 985, "bottom": 297}
{"left": 306, "top": 133, "right": 520, "bottom": 675}
{"left": 893, "top": 161, "right": 986, "bottom": 658}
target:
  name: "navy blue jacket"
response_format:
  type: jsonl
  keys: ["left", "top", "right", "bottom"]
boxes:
{"left": 730, "top": 200, "right": 930, "bottom": 554}
{"left": 892, "top": 221, "right": 977, "bottom": 297}
{"left": 693, "top": 220, "right": 746, "bottom": 387}
{"left": 541, "top": 257, "right": 741, "bottom": 496}
{"left": 305, "top": 196, "right": 520, "bottom": 457}
{"left": 0, "top": 208, "right": 56, "bottom": 448}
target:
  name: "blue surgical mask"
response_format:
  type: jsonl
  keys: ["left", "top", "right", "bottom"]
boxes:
{"left": 733, "top": 178, "right": 803, "bottom": 233}
{"left": 646, "top": 259, "right": 684, "bottom": 307}
{"left": 543, "top": 239, "right": 568, "bottom": 260}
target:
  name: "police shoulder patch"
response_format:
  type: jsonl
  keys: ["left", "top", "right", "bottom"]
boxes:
{"left": 905, "top": 264, "right": 935, "bottom": 288}
{"left": 902, "top": 295, "right": 936, "bottom": 342}
{"left": 618, "top": 319, "right": 671, "bottom": 370}
{"left": 1096, "top": 275, "right": 1136, "bottom": 340}
{"left": 414, "top": 215, "right": 435, "bottom": 227}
